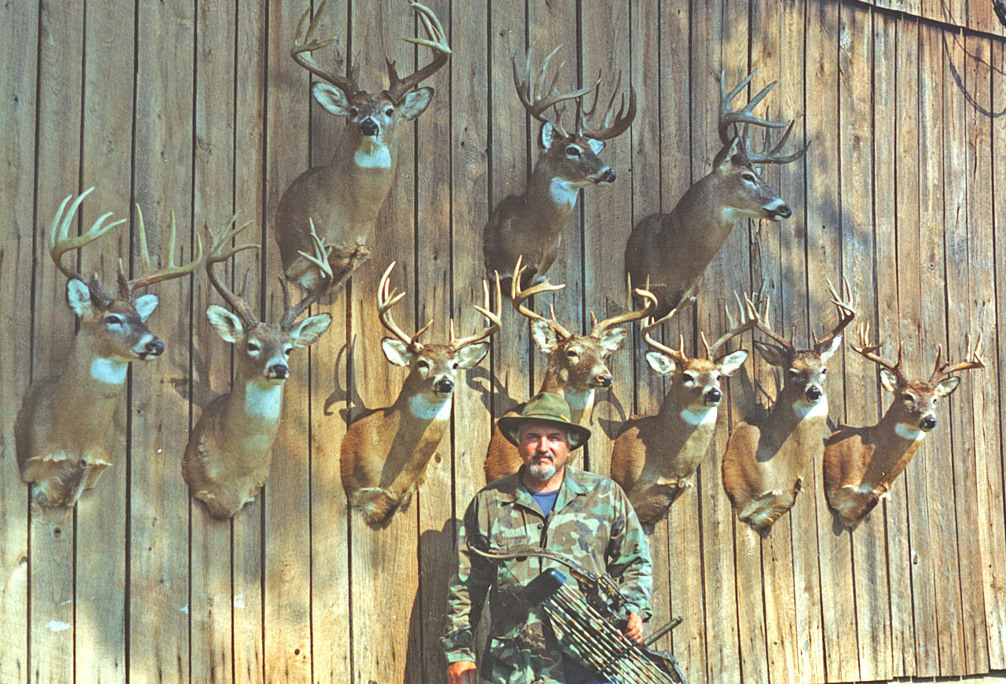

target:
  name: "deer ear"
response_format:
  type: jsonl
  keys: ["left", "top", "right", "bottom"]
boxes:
{"left": 754, "top": 341, "right": 789, "bottom": 367}
{"left": 381, "top": 338, "right": 414, "bottom": 367}
{"left": 717, "top": 349, "right": 749, "bottom": 377}
{"left": 934, "top": 375, "right": 961, "bottom": 398}
{"left": 598, "top": 327, "right": 629, "bottom": 353}
{"left": 818, "top": 334, "right": 842, "bottom": 363}
{"left": 645, "top": 351, "right": 675, "bottom": 376}
{"left": 456, "top": 343, "right": 490, "bottom": 369}
{"left": 539, "top": 121, "right": 557, "bottom": 150}
{"left": 206, "top": 305, "right": 244, "bottom": 344}
{"left": 530, "top": 319, "right": 559, "bottom": 352}
{"left": 398, "top": 87, "right": 434, "bottom": 120}
{"left": 311, "top": 83, "right": 353, "bottom": 116}
{"left": 66, "top": 279, "right": 93, "bottom": 317}
{"left": 713, "top": 136, "right": 744, "bottom": 173}
{"left": 289, "top": 313, "right": 332, "bottom": 348}
{"left": 586, "top": 138, "right": 605, "bottom": 155}
{"left": 879, "top": 368, "right": 900, "bottom": 394}
{"left": 134, "top": 294, "right": 159, "bottom": 322}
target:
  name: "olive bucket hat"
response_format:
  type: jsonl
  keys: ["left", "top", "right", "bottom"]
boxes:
{"left": 497, "top": 392, "right": 592, "bottom": 450}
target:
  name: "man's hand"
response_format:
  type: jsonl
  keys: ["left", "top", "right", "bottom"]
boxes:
{"left": 447, "top": 659, "right": 478, "bottom": 684}
{"left": 623, "top": 612, "right": 644, "bottom": 643}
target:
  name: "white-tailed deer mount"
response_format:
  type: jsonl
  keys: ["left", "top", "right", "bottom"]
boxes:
{"left": 275, "top": 0, "right": 450, "bottom": 293}
{"left": 610, "top": 290, "right": 757, "bottom": 526}
{"left": 625, "top": 70, "right": 808, "bottom": 318}
{"left": 182, "top": 216, "right": 333, "bottom": 519}
{"left": 341, "top": 262, "right": 501, "bottom": 529}
{"left": 721, "top": 282, "right": 854, "bottom": 534}
{"left": 483, "top": 45, "right": 636, "bottom": 287}
{"left": 15, "top": 188, "right": 203, "bottom": 508}
{"left": 824, "top": 326, "right": 984, "bottom": 528}
{"left": 483, "top": 257, "right": 656, "bottom": 484}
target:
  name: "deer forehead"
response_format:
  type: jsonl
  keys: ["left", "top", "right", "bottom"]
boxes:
{"left": 240, "top": 324, "right": 293, "bottom": 351}
{"left": 897, "top": 384, "right": 939, "bottom": 409}
{"left": 790, "top": 351, "right": 828, "bottom": 373}
{"left": 677, "top": 361, "right": 722, "bottom": 386}
{"left": 410, "top": 344, "right": 463, "bottom": 369}
{"left": 558, "top": 337, "right": 612, "bottom": 363}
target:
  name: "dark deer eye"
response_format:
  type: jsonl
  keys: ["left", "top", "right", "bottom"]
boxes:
{"left": 820, "top": 368, "right": 827, "bottom": 375}
{"left": 247, "top": 342, "right": 260, "bottom": 352}
{"left": 349, "top": 107, "right": 359, "bottom": 117}
{"left": 284, "top": 346, "right": 293, "bottom": 356}
{"left": 566, "top": 350, "right": 579, "bottom": 358}
{"left": 566, "top": 146, "right": 581, "bottom": 158}
{"left": 385, "top": 106, "right": 394, "bottom": 116}
{"left": 104, "top": 315, "right": 123, "bottom": 326}
{"left": 682, "top": 372, "right": 697, "bottom": 384}
{"left": 741, "top": 172, "right": 757, "bottom": 183}
{"left": 418, "top": 360, "right": 430, "bottom": 371}
{"left": 452, "top": 361, "right": 459, "bottom": 369}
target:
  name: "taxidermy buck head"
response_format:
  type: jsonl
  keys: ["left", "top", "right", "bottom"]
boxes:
{"left": 182, "top": 216, "right": 332, "bottom": 519}
{"left": 16, "top": 188, "right": 202, "bottom": 508}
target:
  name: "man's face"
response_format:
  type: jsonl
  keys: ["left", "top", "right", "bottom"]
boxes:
{"left": 517, "top": 421, "right": 570, "bottom": 482}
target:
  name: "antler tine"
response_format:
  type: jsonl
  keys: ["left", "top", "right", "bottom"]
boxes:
{"left": 640, "top": 287, "right": 695, "bottom": 363}
{"left": 385, "top": 1, "right": 452, "bottom": 103}
{"left": 851, "top": 322, "right": 909, "bottom": 385}
{"left": 449, "top": 272, "right": 503, "bottom": 351}
{"left": 512, "top": 44, "right": 598, "bottom": 131}
{"left": 746, "top": 118, "right": 810, "bottom": 165}
{"left": 510, "top": 254, "right": 571, "bottom": 339}
{"left": 930, "top": 332, "right": 985, "bottom": 383}
{"left": 749, "top": 291, "right": 796, "bottom": 351}
{"left": 206, "top": 213, "right": 261, "bottom": 328}
{"left": 280, "top": 220, "right": 334, "bottom": 329}
{"left": 47, "top": 188, "right": 126, "bottom": 306}
{"left": 812, "top": 277, "right": 855, "bottom": 353}
{"left": 377, "top": 261, "right": 431, "bottom": 352}
{"left": 703, "top": 288, "right": 762, "bottom": 359}
{"left": 718, "top": 69, "right": 788, "bottom": 145}
{"left": 578, "top": 69, "right": 637, "bottom": 141}
{"left": 291, "top": 0, "right": 360, "bottom": 96}
{"left": 125, "top": 206, "right": 204, "bottom": 297}
{"left": 590, "top": 278, "right": 658, "bottom": 339}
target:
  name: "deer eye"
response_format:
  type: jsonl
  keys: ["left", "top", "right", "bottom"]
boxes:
{"left": 566, "top": 146, "right": 581, "bottom": 158}
{"left": 104, "top": 314, "right": 123, "bottom": 326}
{"left": 788, "top": 369, "right": 800, "bottom": 380}
{"left": 417, "top": 359, "right": 430, "bottom": 371}
{"left": 820, "top": 368, "right": 827, "bottom": 375}
{"left": 247, "top": 341, "right": 260, "bottom": 353}
{"left": 284, "top": 346, "right": 293, "bottom": 356}
{"left": 682, "top": 372, "right": 697, "bottom": 385}
{"left": 452, "top": 361, "right": 459, "bottom": 369}
{"left": 384, "top": 106, "right": 394, "bottom": 116}
{"left": 349, "top": 107, "right": 359, "bottom": 117}
{"left": 741, "top": 172, "right": 757, "bottom": 183}
{"left": 566, "top": 350, "right": 579, "bottom": 359}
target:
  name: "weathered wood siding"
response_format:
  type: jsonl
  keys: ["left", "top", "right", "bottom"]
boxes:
{"left": 2, "top": 0, "right": 1005, "bottom": 682}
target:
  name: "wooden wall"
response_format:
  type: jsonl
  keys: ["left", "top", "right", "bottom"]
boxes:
{"left": 2, "top": 0, "right": 1005, "bottom": 682}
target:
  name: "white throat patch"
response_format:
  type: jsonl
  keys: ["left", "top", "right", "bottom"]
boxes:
{"left": 680, "top": 406, "right": 717, "bottom": 427}
{"left": 245, "top": 382, "right": 284, "bottom": 420}
{"left": 564, "top": 389, "right": 591, "bottom": 417}
{"left": 550, "top": 177, "right": 580, "bottom": 207}
{"left": 410, "top": 393, "right": 453, "bottom": 421}
{"left": 90, "top": 357, "right": 129, "bottom": 385}
{"left": 793, "top": 397, "right": 828, "bottom": 420}
{"left": 895, "top": 422, "right": 927, "bottom": 442}
{"left": 354, "top": 143, "right": 392, "bottom": 169}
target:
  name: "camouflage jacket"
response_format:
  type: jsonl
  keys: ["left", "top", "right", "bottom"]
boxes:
{"left": 442, "top": 465, "right": 652, "bottom": 684}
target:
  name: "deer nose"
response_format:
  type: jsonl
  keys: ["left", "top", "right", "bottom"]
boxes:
{"left": 269, "top": 364, "right": 289, "bottom": 379}
{"left": 359, "top": 118, "right": 379, "bottom": 137}
{"left": 595, "top": 373, "right": 613, "bottom": 388}
{"left": 434, "top": 378, "right": 454, "bottom": 394}
{"left": 145, "top": 339, "right": 165, "bottom": 357}
{"left": 705, "top": 388, "right": 722, "bottom": 405}
{"left": 920, "top": 416, "right": 937, "bottom": 431}
{"left": 805, "top": 385, "right": 822, "bottom": 402}
{"left": 770, "top": 203, "right": 792, "bottom": 220}
{"left": 596, "top": 168, "right": 616, "bottom": 184}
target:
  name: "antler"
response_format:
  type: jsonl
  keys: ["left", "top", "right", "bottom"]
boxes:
{"left": 206, "top": 214, "right": 261, "bottom": 328}
{"left": 813, "top": 278, "right": 855, "bottom": 354}
{"left": 121, "top": 206, "right": 203, "bottom": 300}
{"left": 851, "top": 322, "right": 909, "bottom": 387}
{"left": 291, "top": 0, "right": 361, "bottom": 96}
{"left": 279, "top": 219, "right": 334, "bottom": 329}
{"left": 749, "top": 291, "right": 795, "bottom": 352}
{"left": 513, "top": 44, "right": 600, "bottom": 137}
{"left": 576, "top": 69, "right": 637, "bottom": 141}
{"left": 448, "top": 273, "right": 503, "bottom": 351}
{"left": 48, "top": 187, "right": 126, "bottom": 307}
{"left": 929, "top": 333, "right": 985, "bottom": 384}
{"left": 511, "top": 255, "right": 571, "bottom": 339}
{"left": 384, "top": 1, "right": 452, "bottom": 103}
{"left": 702, "top": 289, "right": 762, "bottom": 359}
{"left": 718, "top": 69, "right": 809, "bottom": 165}
{"left": 377, "top": 261, "right": 433, "bottom": 352}
{"left": 639, "top": 288, "right": 696, "bottom": 364}
{"left": 589, "top": 275, "right": 658, "bottom": 338}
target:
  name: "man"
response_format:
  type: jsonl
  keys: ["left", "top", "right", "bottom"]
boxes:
{"left": 443, "top": 393, "right": 652, "bottom": 684}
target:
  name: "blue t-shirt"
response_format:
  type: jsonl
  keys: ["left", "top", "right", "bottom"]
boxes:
{"left": 528, "top": 487, "right": 560, "bottom": 515}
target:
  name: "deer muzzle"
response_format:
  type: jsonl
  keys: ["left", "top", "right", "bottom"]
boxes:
{"left": 359, "top": 118, "right": 379, "bottom": 137}
{"left": 434, "top": 377, "right": 455, "bottom": 395}
{"left": 920, "top": 415, "right": 937, "bottom": 431}
{"left": 593, "top": 167, "right": 616, "bottom": 184}
{"left": 266, "top": 363, "right": 289, "bottom": 382}
{"left": 593, "top": 373, "right": 613, "bottom": 388}
{"left": 704, "top": 387, "right": 723, "bottom": 406}
{"left": 805, "top": 384, "right": 823, "bottom": 402}
{"left": 136, "top": 336, "right": 165, "bottom": 360}
{"left": 764, "top": 198, "right": 792, "bottom": 221}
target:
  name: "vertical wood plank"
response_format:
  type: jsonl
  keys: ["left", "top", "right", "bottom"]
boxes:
{"left": 129, "top": 1, "right": 197, "bottom": 679}
{"left": 0, "top": 0, "right": 37, "bottom": 680}
{"left": 29, "top": 0, "right": 85, "bottom": 679}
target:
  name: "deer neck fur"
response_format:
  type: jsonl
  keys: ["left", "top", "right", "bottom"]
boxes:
{"left": 660, "top": 175, "right": 737, "bottom": 251}
{"left": 858, "top": 407, "right": 927, "bottom": 488}
{"left": 329, "top": 131, "right": 399, "bottom": 213}
{"left": 758, "top": 382, "right": 830, "bottom": 461}
{"left": 222, "top": 377, "right": 285, "bottom": 440}
{"left": 657, "top": 390, "right": 718, "bottom": 429}
{"left": 523, "top": 160, "right": 582, "bottom": 231}
{"left": 60, "top": 332, "right": 132, "bottom": 403}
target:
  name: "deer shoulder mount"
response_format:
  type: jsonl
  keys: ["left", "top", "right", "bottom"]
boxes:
{"left": 182, "top": 216, "right": 332, "bottom": 519}
{"left": 610, "top": 290, "right": 757, "bottom": 526}
{"left": 721, "top": 281, "right": 854, "bottom": 534}
{"left": 483, "top": 45, "right": 635, "bottom": 288}
{"left": 823, "top": 326, "right": 984, "bottom": 528}
{"left": 15, "top": 188, "right": 202, "bottom": 508}
{"left": 341, "top": 262, "right": 501, "bottom": 528}
{"left": 483, "top": 257, "right": 656, "bottom": 484}
{"left": 274, "top": 0, "right": 450, "bottom": 294}
{"left": 625, "top": 69, "right": 808, "bottom": 319}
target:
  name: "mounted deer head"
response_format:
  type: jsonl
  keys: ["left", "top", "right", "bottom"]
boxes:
{"left": 182, "top": 216, "right": 332, "bottom": 519}
{"left": 824, "top": 325, "right": 984, "bottom": 528}
{"left": 342, "top": 262, "right": 501, "bottom": 528}
{"left": 483, "top": 257, "right": 656, "bottom": 484}
{"left": 483, "top": 44, "right": 636, "bottom": 287}
{"left": 275, "top": 0, "right": 450, "bottom": 293}
{"left": 721, "top": 280, "right": 854, "bottom": 534}
{"left": 610, "top": 289, "right": 758, "bottom": 525}
{"left": 15, "top": 188, "right": 202, "bottom": 508}
{"left": 625, "top": 69, "right": 808, "bottom": 318}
